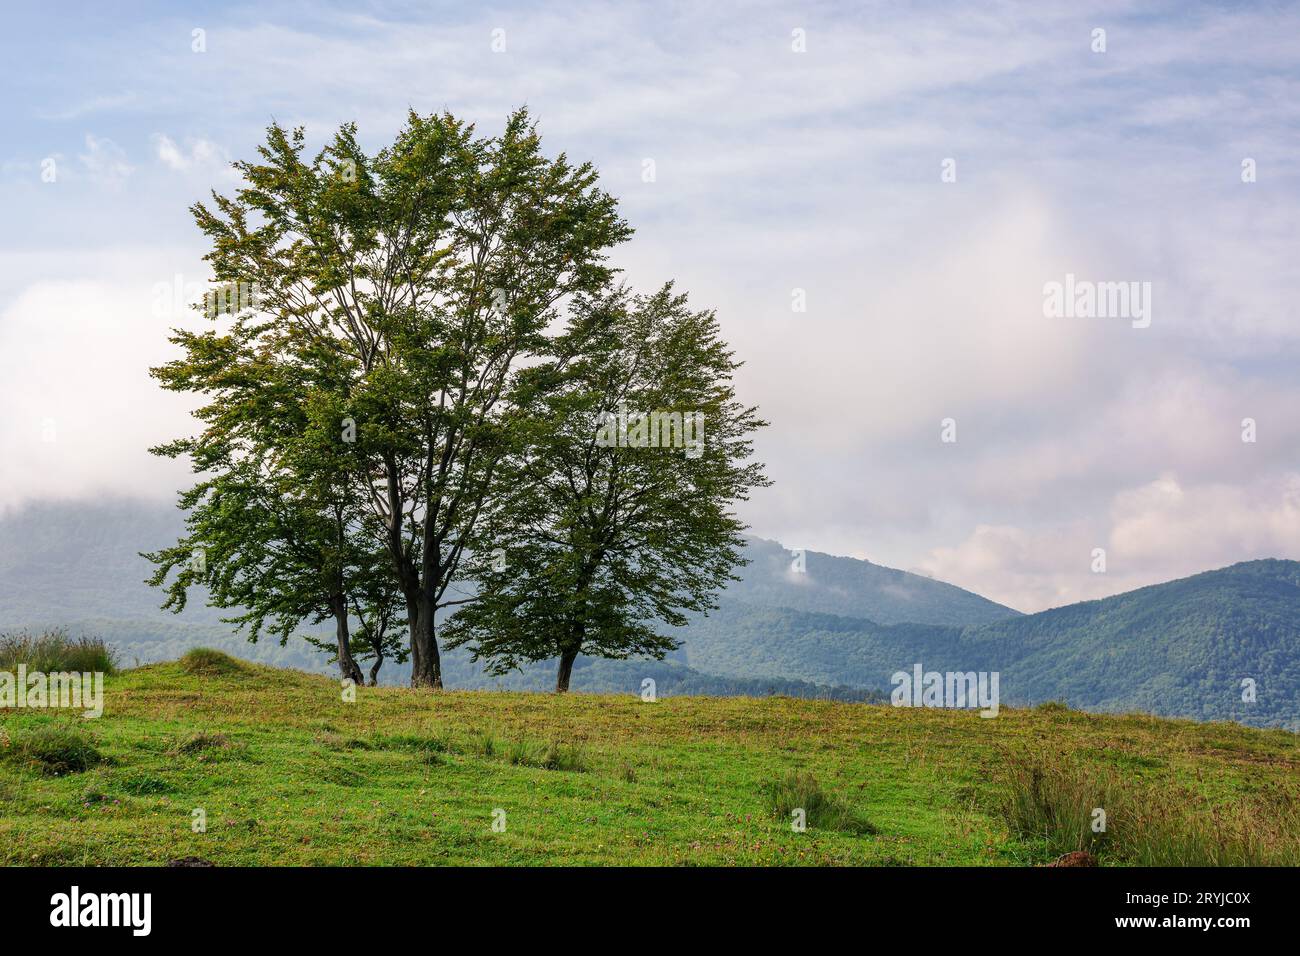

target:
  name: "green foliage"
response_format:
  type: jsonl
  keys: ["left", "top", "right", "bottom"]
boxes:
{"left": 0, "top": 630, "right": 117, "bottom": 674}
{"left": 146, "top": 107, "right": 634, "bottom": 689}
{"left": 445, "top": 285, "right": 768, "bottom": 689}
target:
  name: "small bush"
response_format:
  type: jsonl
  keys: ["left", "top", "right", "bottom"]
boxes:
{"left": 2, "top": 725, "right": 102, "bottom": 775}
{"left": 0, "top": 630, "right": 116, "bottom": 674}
{"left": 178, "top": 648, "right": 244, "bottom": 676}
{"left": 765, "top": 770, "right": 876, "bottom": 835}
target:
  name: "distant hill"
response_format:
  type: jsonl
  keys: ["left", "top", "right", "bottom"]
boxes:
{"left": 0, "top": 498, "right": 899, "bottom": 699}
{"left": 679, "top": 561, "right": 1300, "bottom": 729}
{"left": 726, "top": 536, "right": 1019, "bottom": 625}
{"left": 2, "top": 498, "right": 1297, "bottom": 727}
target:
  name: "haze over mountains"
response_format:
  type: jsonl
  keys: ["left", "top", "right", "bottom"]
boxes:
{"left": 1, "top": 498, "right": 1296, "bottom": 729}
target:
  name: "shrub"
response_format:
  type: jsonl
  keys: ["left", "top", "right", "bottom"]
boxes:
{"left": 765, "top": 770, "right": 876, "bottom": 835}
{"left": 0, "top": 630, "right": 117, "bottom": 674}
{"left": 2, "top": 725, "right": 102, "bottom": 775}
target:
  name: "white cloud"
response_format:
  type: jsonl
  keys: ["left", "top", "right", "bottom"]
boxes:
{"left": 77, "top": 134, "right": 133, "bottom": 184}
{"left": 152, "top": 134, "right": 229, "bottom": 173}
{"left": 921, "top": 475, "right": 1300, "bottom": 612}
{"left": 2, "top": 1, "right": 1299, "bottom": 615}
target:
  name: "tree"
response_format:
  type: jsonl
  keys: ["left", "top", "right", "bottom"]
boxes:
{"left": 144, "top": 301, "right": 389, "bottom": 686}
{"left": 178, "top": 109, "right": 630, "bottom": 688}
{"left": 443, "top": 284, "right": 768, "bottom": 691}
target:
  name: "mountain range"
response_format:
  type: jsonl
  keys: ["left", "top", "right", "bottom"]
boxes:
{"left": 1, "top": 498, "right": 1296, "bottom": 729}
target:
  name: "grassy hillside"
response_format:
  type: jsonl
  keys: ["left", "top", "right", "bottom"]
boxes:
{"left": 2, "top": 653, "right": 1297, "bottom": 866}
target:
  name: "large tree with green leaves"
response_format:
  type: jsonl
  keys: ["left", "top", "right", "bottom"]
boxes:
{"left": 144, "top": 301, "right": 391, "bottom": 685}
{"left": 166, "top": 109, "right": 630, "bottom": 688}
{"left": 443, "top": 284, "right": 768, "bottom": 691}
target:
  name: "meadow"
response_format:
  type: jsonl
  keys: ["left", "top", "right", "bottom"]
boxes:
{"left": 1, "top": 649, "right": 1297, "bottom": 866}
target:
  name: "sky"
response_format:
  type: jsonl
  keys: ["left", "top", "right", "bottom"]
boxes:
{"left": 2, "top": 0, "right": 1299, "bottom": 612}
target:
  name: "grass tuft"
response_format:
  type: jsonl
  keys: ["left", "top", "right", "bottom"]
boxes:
{"left": 1, "top": 725, "right": 102, "bottom": 775}
{"left": 998, "top": 751, "right": 1300, "bottom": 866}
{"left": 171, "top": 732, "right": 232, "bottom": 755}
{"left": 765, "top": 770, "right": 876, "bottom": 835}
{"left": 178, "top": 648, "right": 244, "bottom": 676}
{"left": 0, "top": 630, "right": 116, "bottom": 674}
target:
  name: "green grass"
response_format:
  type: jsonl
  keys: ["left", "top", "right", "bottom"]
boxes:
{"left": 0, "top": 630, "right": 117, "bottom": 674}
{"left": 0, "top": 658, "right": 1297, "bottom": 865}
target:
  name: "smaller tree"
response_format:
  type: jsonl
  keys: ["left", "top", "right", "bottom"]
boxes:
{"left": 444, "top": 284, "right": 768, "bottom": 691}
{"left": 144, "top": 303, "right": 387, "bottom": 685}
{"left": 305, "top": 546, "right": 408, "bottom": 685}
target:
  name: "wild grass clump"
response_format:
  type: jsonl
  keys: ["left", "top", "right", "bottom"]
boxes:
{"left": 470, "top": 730, "right": 498, "bottom": 758}
{"left": 178, "top": 648, "right": 244, "bottom": 676}
{"left": 170, "top": 732, "right": 231, "bottom": 755}
{"left": 1034, "top": 700, "right": 1071, "bottom": 714}
{"left": 504, "top": 738, "right": 587, "bottom": 771}
{"left": 540, "top": 741, "right": 586, "bottom": 772}
{"left": 998, "top": 751, "right": 1300, "bottom": 866}
{"left": 112, "top": 770, "right": 175, "bottom": 796}
{"left": 1, "top": 725, "right": 102, "bottom": 775}
{"left": 765, "top": 770, "right": 876, "bottom": 835}
{"left": 0, "top": 630, "right": 117, "bottom": 674}
{"left": 372, "top": 733, "right": 447, "bottom": 754}
{"left": 506, "top": 738, "right": 540, "bottom": 766}
{"left": 314, "top": 731, "right": 370, "bottom": 751}
{"left": 997, "top": 752, "right": 1118, "bottom": 859}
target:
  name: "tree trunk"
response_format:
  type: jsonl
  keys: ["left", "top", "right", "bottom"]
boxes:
{"left": 331, "top": 597, "right": 365, "bottom": 687}
{"left": 409, "top": 595, "right": 443, "bottom": 689}
{"left": 555, "top": 646, "right": 580, "bottom": 693}
{"left": 368, "top": 653, "right": 383, "bottom": 687}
